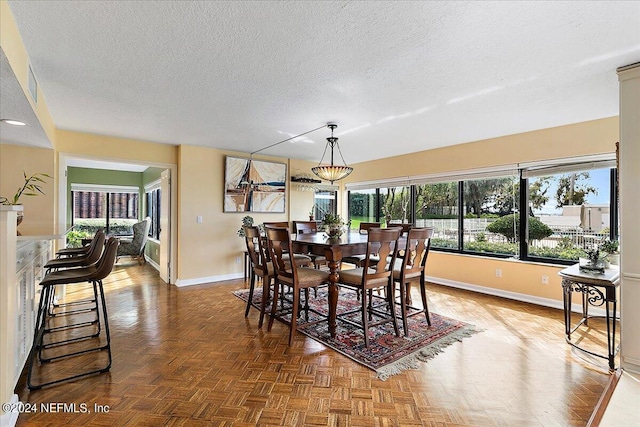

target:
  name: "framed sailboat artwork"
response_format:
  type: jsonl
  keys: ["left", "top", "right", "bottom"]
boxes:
{"left": 224, "top": 156, "right": 287, "bottom": 213}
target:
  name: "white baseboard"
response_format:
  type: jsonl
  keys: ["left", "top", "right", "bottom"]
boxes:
{"left": 144, "top": 256, "right": 160, "bottom": 271}
{"left": 174, "top": 272, "right": 243, "bottom": 287}
{"left": 425, "top": 275, "right": 614, "bottom": 317}
{"left": 621, "top": 357, "right": 640, "bottom": 375}
{"left": 0, "top": 394, "right": 19, "bottom": 427}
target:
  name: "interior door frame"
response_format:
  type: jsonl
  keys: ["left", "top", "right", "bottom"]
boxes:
{"left": 57, "top": 152, "right": 177, "bottom": 284}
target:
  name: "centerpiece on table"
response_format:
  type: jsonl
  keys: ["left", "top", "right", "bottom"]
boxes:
{"left": 579, "top": 239, "right": 607, "bottom": 273}
{"left": 321, "top": 213, "right": 345, "bottom": 240}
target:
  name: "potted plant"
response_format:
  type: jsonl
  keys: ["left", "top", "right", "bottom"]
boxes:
{"left": 0, "top": 171, "right": 52, "bottom": 226}
{"left": 309, "top": 204, "right": 316, "bottom": 221}
{"left": 321, "top": 213, "right": 345, "bottom": 239}
{"left": 600, "top": 238, "right": 620, "bottom": 266}
{"left": 237, "top": 215, "right": 254, "bottom": 237}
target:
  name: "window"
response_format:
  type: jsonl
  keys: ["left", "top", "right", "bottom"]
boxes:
{"left": 380, "top": 186, "right": 412, "bottom": 226}
{"left": 523, "top": 163, "right": 616, "bottom": 263}
{"left": 464, "top": 176, "right": 519, "bottom": 256}
{"left": 71, "top": 184, "right": 139, "bottom": 236}
{"left": 348, "top": 189, "right": 378, "bottom": 229}
{"left": 344, "top": 155, "right": 618, "bottom": 265}
{"left": 415, "top": 181, "right": 459, "bottom": 249}
{"left": 313, "top": 189, "right": 336, "bottom": 219}
{"left": 145, "top": 181, "right": 161, "bottom": 240}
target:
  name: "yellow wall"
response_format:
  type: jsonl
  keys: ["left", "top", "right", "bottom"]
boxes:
{"left": 290, "top": 158, "right": 318, "bottom": 221}
{"left": 342, "top": 116, "right": 618, "bottom": 303}
{"left": 346, "top": 116, "right": 618, "bottom": 183}
{"left": 177, "top": 145, "right": 293, "bottom": 282}
{"left": 56, "top": 129, "right": 178, "bottom": 165}
{"left": 0, "top": 144, "right": 55, "bottom": 235}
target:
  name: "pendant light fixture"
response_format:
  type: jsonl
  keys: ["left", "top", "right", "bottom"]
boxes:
{"left": 311, "top": 124, "right": 353, "bottom": 184}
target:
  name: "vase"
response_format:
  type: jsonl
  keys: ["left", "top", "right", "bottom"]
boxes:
{"left": 326, "top": 224, "right": 343, "bottom": 239}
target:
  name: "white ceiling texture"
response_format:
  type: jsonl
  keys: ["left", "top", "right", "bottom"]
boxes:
{"left": 4, "top": 1, "right": 640, "bottom": 165}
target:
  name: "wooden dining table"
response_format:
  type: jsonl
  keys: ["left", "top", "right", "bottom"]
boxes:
{"left": 292, "top": 231, "right": 370, "bottom": 338}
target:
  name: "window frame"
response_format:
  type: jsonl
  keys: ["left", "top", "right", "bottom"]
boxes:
{"left": 345, "top": 155, "right": 618, "bottom": 265}
{"left": 70, "top": 183, "right": 140, "bottom": 236}
{"left": 145, "top": 180, "right": 161, "bottom": 240}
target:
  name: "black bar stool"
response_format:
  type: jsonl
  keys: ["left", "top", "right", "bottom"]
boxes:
{"left": 27, "top": 237, "right": 119, "bottom": 389}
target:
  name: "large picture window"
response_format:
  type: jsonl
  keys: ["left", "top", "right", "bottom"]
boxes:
{"left": 523, "top": 163, "right": 616, "bottom": 263}
{"left": 345, "top": 156, "right": 617, "bottom": 265}
{"left": 71, "top": 184, "right": 140, "bottom": 237}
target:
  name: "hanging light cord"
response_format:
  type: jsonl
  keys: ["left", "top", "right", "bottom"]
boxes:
{"left": 250, "top": 124, "right": 329, "bottom": 156}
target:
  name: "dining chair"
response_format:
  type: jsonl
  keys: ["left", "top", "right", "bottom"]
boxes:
{"left": 265, "top": 226, "right": 330, "bottom": 345}
{"left": 28, "top": 237, "right": 119, "bottom": 389}
{"left": 341, "top": 222, "right": 382, "bottom": 268}
{"left": 337, "top": 227, "right": 402, "bottom": 347}
{"left": 263, "top": 222, "right": 313, "bottom": 268}
{"left": 392, "top": 227, "right": 435, "bottom": 336}
{"left": 294, "top": 221, "right": 327, "bottom": 269}
{"left": 243, "top": 225, "right": 275, "bottom": 328}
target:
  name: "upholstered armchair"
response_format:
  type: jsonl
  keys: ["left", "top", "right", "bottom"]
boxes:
{"left": 116, "top": 217, "right": 151, "bottom": 264}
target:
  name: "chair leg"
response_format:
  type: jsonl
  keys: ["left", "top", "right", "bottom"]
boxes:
{"left": 387, "top": 281, "right": 400, "bottom": 338}
{"left": 267, "top": 280, "right": 280, "bottom": 332}
{"left": 361, "top": 288, "right": 370, "bottom": 348}
{"left": 258, "top": 276, "right": 270, "bottom": 329}
{"left": 245, "top": 270, "right": 256, "bottom": 317}
{"left": 420, "top": 279, "right": 431, "bottom": 326}
{"left": 400, "top": 281, "right": 410, "bottom": 337}
{"left": 290, "top": 286, "right": 299, "bottom": 345}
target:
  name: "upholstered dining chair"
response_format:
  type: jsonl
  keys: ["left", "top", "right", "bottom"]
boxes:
{"left": 337, "top": 227, "right": 402, "bottom": 347}
{"left": 116, "top": 217, "right": 151, "bottom": 264}
{"left": 265, "top": 226, "right": 330, "bottom": 345}
{"left": 392, "top": 227, "right": 435, "bottom": 336}
{"left": 294, "top": 221, "right": 327, "bottom": 269}
{"left": 263, "top": 222, "right": 313, "bottom": 268}
{"left": 243, "top": 225, "right": 275, "bottom": 328}
{"left": 341, "top": 222, "right": 382, "bottom": 268}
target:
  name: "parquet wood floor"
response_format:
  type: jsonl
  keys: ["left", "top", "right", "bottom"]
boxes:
{"left": 14, "top": 262, "right": 614, "bottom": 426}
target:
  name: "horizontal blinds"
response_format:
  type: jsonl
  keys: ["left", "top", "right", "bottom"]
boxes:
{"left": 71, "top": 183, "right": 140, "bottom": 194}
{"left": 522, "top": 159, "right": 616, "bottom": 178}
{"left": 345, "top": 164, "right": 518, "bottom": 191}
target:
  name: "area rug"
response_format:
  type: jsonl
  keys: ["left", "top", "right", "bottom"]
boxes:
{"left": 233, "top": 287, "right": 481, "bottom": 380}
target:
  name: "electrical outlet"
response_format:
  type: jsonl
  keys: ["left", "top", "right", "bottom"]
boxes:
{"left": 541, "top": 275, "right": 549, "bottom": 285}
{"left": 495, "top": 269, "right": 502, "bottom": 278}
{"left": 236, "top": 256, "right": 241, "bottom": 264}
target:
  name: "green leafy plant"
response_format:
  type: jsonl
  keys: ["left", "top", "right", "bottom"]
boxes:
{"left": 0, "top": 171, "right": 52, "bottom": 205}
{"left": 600, "top": 238, "right": 619, "bottom": 254}
{"left": 486, "top": 214, "right": 553, "bottom": 243}
{"left": 237, "top": 215, "right": 254, "bottom": 237}
{"left": 322, "top": 213, "right": 345, "bottom": 238}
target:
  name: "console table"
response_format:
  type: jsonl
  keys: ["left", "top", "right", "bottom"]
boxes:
{"left": 559, "top": 263, "right": 620, "bottom": 370}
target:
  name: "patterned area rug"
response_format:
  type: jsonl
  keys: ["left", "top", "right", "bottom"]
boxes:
{"left": 233, "top": 286, "right": 481, "bottom": 380}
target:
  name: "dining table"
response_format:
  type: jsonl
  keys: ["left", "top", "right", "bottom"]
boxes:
{"left": 292, "top": 231, "right": 371, "bottom": 338}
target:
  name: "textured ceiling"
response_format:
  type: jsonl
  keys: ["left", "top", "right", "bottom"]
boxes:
{"left": 5, "top": 1, "right": 640, "bottom": 164}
